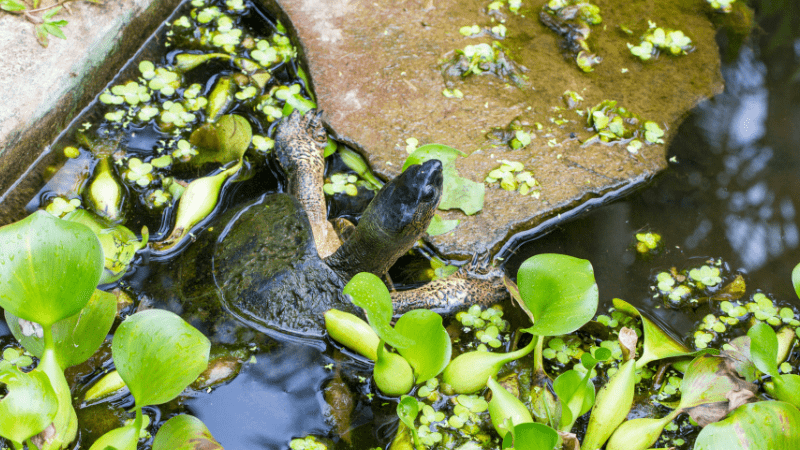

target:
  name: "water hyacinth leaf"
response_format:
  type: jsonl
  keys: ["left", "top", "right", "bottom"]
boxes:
{"left": 605, "top": 412, "right": 678, "bottom": 450}
{"left": 402, "top": 144, "right": 485, "bottom": 215}
{"left": 488, "top": 376, "right": 534, "bottom": 438}
{"left": 746, "top": 322, "right": 780, "bottom": 377}
{"left": 426, "top": 213, "right": 459, "bottom": 236}
{"left": 63, "top": 209, "right": 148, "bottom": 284}
{"left": 188, "top": 114, "right": 252, "bottom": 167}
{"left": 0, "top": 210, "right": 103, "bottom": 327}
{"left": 765, "top": 374, "right": 800, "bottom": 409}
{"left": 500, "top": 422, "right": 559, "bottom": 450}
{"left": 6, "top": 289, "right": 116, "bottom": 369}
{"left": 112, "top": 309, "right": 210, "bottom": 407}
{"left": 343, "top": 273, "right": 412, "bottom": 349}
{"left": 553, "top": 369, "right": 595, "bottom": 431}
{"left": 373, "top": 343, "right": 414, "bottom": 396}
{"left": 792, "top": 262, "right": 800, "bottom": 300}
{"left": 396, "top": 395, "right": 421, "bottom": 449}
{"left": 87, "top": 422, "right": 139, "bottom": 450}
{"left": 613, "top": 298, "right": 695, "bottom": 367}
{"left": 442, "top": 339, "right": 535, "bottom": 394}
{"left": 694, "top": 401, "right": 800, "bottom": 450}
{"left": 324, "top": 309, "right": 380, "bottom": 360}
{"left": 517, "top": 254, "right": 598, "bottom": 336}
{"left": 0, "top": 368, "right": 58, "bottom": 445}
{"left": 582, "top": 357, "right": 636, "bottom": 450}
{"left": 152, "top": 414, "right": 223, "bottom": 450}
{"left": 721, "top": 336, "right": 758, "bottom": 382}
{"left": 677, "top": 354, "right": 758, "bottom": 425}
{"left": 394, "top": 309, "right": 452, "bottom": 382}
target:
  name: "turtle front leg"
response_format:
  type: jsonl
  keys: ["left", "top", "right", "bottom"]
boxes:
{"left": 275, "top": 110, "right": 342, "bottom": 258}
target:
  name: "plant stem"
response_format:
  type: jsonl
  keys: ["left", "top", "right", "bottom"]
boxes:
{"left": 133, "top": 406, "right": 144, "bottom": 436}
{"left": 532, "top": 334, "right": 544, "bottom": 374}
{"left": 26, "top": 437, "right": 38, "bottom": 450}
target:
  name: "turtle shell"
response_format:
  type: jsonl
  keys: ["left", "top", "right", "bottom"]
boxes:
{"left": 179, "top": 193, "right": 356, "bottom": 340}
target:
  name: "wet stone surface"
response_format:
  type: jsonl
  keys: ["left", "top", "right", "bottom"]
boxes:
{"left": 259, "top": 0, "right": 724, "bottom": 258}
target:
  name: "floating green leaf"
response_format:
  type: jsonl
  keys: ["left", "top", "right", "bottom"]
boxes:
{"left": 792, "top": 262, "right": 800, "bottom": 300}
{"left": 374, "top": 342, "right": 414, "bottom": 396}
{"left": 0, "top": 210, "right": 103, "bottom": 327}
{"left": 765, "top": 374, "right": 800, "bottom": 410}
{"left": 426, "top": 213, "right": 460, "bottom": 236}
{"left": 6, "top": 289, "right": 115, "bottom": 369}
{"left": 188, "top": 114, "right": 252, "bottom": 166}
{"left": 152, "top": 415, "right": 223, "bottom": 450}
{"left": 516, "top": 254, "right": 598, "bottom": 336}
{"left": 500, "top": 422, "right": 559, "bottom": 450}
{"left": 324, "top": 309, "right": 380, "bottom": 360}
{"left": 394, "top": 309, "right": 452, "bottom": 382}
{"left": 0, "top": 368, "right": 58, "bottom": 445}
{"left": 488, "top": 376, "right": 533, "bottom": 438}
{"left": 397, "top": 395, "right": 421, "bottom": 449}
{"left": 677, "top": 354, "right": 758, "bottom": 426}
{"left": 747, "top": 322, "right": 780, "bottom": 377}
{"left": 403, "top": 144, "right": 485, "bottom": 215}
{"left": 694, "top": 401, "right": 800, "bottom": 450}
{"left": 613, "top": 298, "right": 698, "bottom": 367}
{"left": 343, "top": 273, "right": 412, "bottom": 349}
{"left": 88, "top": 423, "right": 139, "bottom": 450}
{"left": 442, "top": 339, "right": 535, "bottom": 394}
{"left": 112, "top": 310, "right": 210, "bottom": 407}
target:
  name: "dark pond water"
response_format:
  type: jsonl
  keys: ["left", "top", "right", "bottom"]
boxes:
{"left": 1, "top": 0, "right": 799, "bottom": 449}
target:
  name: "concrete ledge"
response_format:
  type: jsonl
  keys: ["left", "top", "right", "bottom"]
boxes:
{"left": 0, "top": 0, "right": 182, "bottom": 225}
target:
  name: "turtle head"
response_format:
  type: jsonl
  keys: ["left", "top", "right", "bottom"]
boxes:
{"left": 363, "top": 159, "right": 443, "bottom": 241}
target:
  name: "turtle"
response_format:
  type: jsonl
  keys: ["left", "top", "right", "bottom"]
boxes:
{"left": 178, "top": 110, "right": 507, "bottom": 341}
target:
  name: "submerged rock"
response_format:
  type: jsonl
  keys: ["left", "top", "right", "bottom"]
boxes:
{"left": 258, "top": 0, "right": 724, "bottom": 257}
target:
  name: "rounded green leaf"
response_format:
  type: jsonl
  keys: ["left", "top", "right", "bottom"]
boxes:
{"left": 87, "top": 423, "right": 139, "bottom": 450}
{"left": 6, "top": 289, "right": 116, "bottom": 369}
{"left": 187, "top": 114, "right": 252, "bottom": 166}
{"left": 500, "top": 422, "right": 559, "bottom": 450}
{"left": 792, "top": 262, "right": 800, "bottom": 300}
{"left": 343, "top": 273, "right": 412, "bottom": 349}
{"left": 747, "top": 322, "right": 780, "bottom": 377}
{"left": 0, "top": 368, "right": 58, "bottom": 444}
{"left": 395, "top": 309, "right": 452, "bottom": 382}
{"left": 402, "top": 144, "right": 484, "bottom": 215}
{"left": 152, "top": 415, "right": 223, "bottom": 450}
{"left": 0, "top": 210, "right": 103, "bottom": 327}
{"left": 487, "top": 376, "right": 533, "bottom": 438}
{"left": 765, "top": 374, "right": 800, "bottom": 410}
{"left": 112, "top": 310, "right": 210, "bottom": 407}
{"left": 694, "top": 401, "right": 800, "bottom": 450}
{"left": 517, "top": 254, "right": 598, "bottom": 336}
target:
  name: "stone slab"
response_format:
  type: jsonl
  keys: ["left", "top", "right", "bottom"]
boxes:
{"left": 0, "top": 0, "right": 182, "bottom": 225}
{"left": 259, "top": 0, "right": 724, "bottom": 258}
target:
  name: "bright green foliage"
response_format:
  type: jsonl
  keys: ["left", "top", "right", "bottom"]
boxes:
{"left": 487, "top": 376, "right": 533, "bottom": 437}
{"left": 188, "top": 114, "right": 252, "bottom": 166}
{"left": 516, "top": 254, "right": 598, "bottom": 336}
{"left": 792, "top": 262, "right": 800, "bottom": 300}
{"left": 88, "top": 422, "right": 139, "bottom": 450}
{"left": 396, "top": 395, "right": 421, "bottom": 448}
{"left": 343, "top": 273, "right": 412, "bottom": 349}
{"left": 6, "top": 288, "right": 116, "bottom": 369}
{"left": 403, "top": 144, "right": 485, "bottom": 216}
{"left": 500, "top": 422, "right": 559, "bottom": 450}
{"left": 694, "top": 401, "right": 800, "bottom": 450}
{"left": 374, "top": 343, "right": 414, "bottom": 396}
{"left": 426, "top": 214, "right": 460, "bottom": 236}
{"left": 151, "top": 415, "right": 223, "bottom": 450}
{"left": 394, "top": 310, "right": 452, "bottom": 382}
{"left": 0, "top": 210, "right": 103, "bottom": 327}
{"left": 112, "top": 309, "right": 211, "bottom": 407}
{"left": 442, "top": 339, "right": 535, "bottom": 394}
{"left": 35, "top": 6, "right": 69, "bottom": 47}
{"left": 748, "top": 322, "right": 780, "bottom": 377}
{"left": 324, "top": 309, "right": 380, "bottom": 361}
{"left": 0, "top": 368, "right": 58, "bottom": 445}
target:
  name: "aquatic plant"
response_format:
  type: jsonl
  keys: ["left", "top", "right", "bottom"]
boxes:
{"left": 0, "top": 211, "right": 216, "bottom": 449}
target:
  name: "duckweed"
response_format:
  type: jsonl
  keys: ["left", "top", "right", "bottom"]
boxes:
{"left": 289, "top": 436, "right": 327, "bottom": 450}
{"left": 323, "top": 173, "right": 360, "bottom": 197}
{"left": 484, "top": 160, "right": 540, "bottom": 197}
{"left": 628, "top": 22, "right": 693, "bottom": 60}
{"left": 45, "top": 197, "right": 81, "bottom": 217}
{"left": 0, "top": 347, "right": 34, "bottom": 371}
{"left": 635, "top": 231, "right": 662, "bottom": 253}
